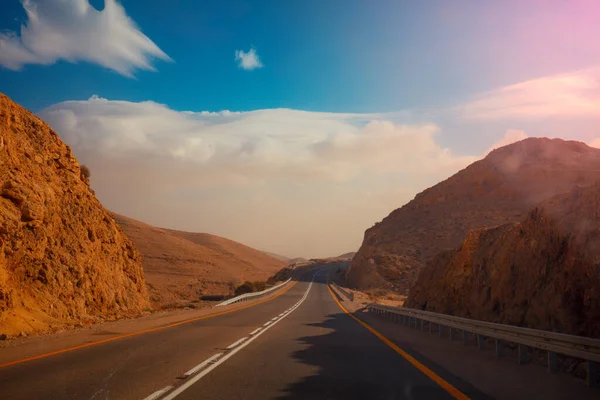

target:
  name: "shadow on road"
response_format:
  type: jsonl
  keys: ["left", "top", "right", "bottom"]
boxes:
{"left": 274, "top": 311, "right": 456, "bottom": 400}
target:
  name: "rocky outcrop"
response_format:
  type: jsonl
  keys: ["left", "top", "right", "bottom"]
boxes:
{"left": 406, "top": 184, "right": 600, "bottom": 337}
{"left": 0, "top": 93, "right": 149, "bottom": 336}
{"left": 347, "top": 138, "right": 600, "bottom": 295}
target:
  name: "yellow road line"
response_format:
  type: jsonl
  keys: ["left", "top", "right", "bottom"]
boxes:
{"left": 326, "top": 284, "right": 469, "bottom": 400}
{"left": 0, "top": 281, "right": 298, "bottom": 369}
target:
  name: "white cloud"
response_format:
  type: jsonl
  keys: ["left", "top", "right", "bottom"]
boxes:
{"left": 461, "top": 67, "right": 600, "bottom": 120}
{"left": 235, "top": 47, "right": 263, "bottom": 70}
{"left": 41, "top": 96, "right": 474, "bottom": 185}
{"left": 39, "top": 97, "right": 476, "bottom": 256}
{"left": 0, "top": 0, "right": 171, "bottom": 76}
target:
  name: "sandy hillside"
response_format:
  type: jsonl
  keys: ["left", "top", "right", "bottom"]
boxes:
{"left": 0, "top": 93, "right": 148, "bottom": 336}
{"left": 347, "top": 138, "right": 600, "bottom": 294}
{"left": 111, "top": 213, "right": 286, "bottom": 308}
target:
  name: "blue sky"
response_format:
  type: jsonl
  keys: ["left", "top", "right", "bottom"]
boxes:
{"left": 1, "top": 0, "right": 599, "bottom": 256}
{"left": 2, "top": 0, "right": 596, "bottom": 114}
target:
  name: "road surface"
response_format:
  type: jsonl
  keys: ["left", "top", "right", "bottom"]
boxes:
{"left": 0, "top": 268, "right": 504, "bottom": 399}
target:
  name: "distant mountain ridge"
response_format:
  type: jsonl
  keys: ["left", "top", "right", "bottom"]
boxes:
{"left": 347, "top": 138, "right": 600, "bottom": 294}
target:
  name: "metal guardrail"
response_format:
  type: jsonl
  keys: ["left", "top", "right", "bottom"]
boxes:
{"left": 215, "top": 278, "right": 292, "bottom": 307}
{"left": 368, "top": 303, "right": 600, "bottom": 387}
{"left": 331, "top": 281, "right": 354, "bottom": 302}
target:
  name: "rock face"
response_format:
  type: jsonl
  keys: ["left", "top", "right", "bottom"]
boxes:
{"left": 0, "top": 93, "right": 149, "bottom": 335}
{"left": 111, "top": 213, "right": 286, "bottom": 308}
{"left": 347, "top": 138, "right": 600, "bottom": 295}
{"left": 406, "top": 184, "right": 600, "bottom": 337}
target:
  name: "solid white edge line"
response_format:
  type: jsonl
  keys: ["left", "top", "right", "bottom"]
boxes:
{"left": 143, "top": 385, "right": 173, "bottom": 400}
{"left": 161, "top": 273, "right": 318, "bottom": 400}
{"left": 249, "top": 328, "right": 262, "bottom": 335}
{"left": 184, "top": 353, "right": 222, "bottom": 376}
{"left": 226, "top": 337, "right": 248, "bottom": 350}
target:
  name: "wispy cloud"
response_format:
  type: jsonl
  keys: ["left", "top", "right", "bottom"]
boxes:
{"left": 461, "top": 67, "right": 600, "bottom": 120}
{"left": 0, "top": 0, "right": 171, "bottom": 77}
{"left": 234, "top": 47, "right": 263, "bottom": 70}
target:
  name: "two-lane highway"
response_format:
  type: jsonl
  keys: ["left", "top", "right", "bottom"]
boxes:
{"left": 0, "top": 268, "right": 488, "bottom": 399}
{"left": 160, "top": 271, "right": 487, "bottom": 400}
{"left": 0, "top": 273, "right": 310, "bottom": 400}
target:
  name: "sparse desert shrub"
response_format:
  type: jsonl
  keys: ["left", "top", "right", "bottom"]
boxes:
{"left": 81, "top": 164, "right": 91, "bottom": 179}
{"left": 234, "top": 281, "right": 267, "bottom": 296}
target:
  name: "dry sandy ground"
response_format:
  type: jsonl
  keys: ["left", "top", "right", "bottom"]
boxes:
{"left": 112, "top": 213, "right": 286, "bottom": 309}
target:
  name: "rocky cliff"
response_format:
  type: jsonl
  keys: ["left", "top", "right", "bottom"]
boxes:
{"left": 346, "top": 138, "right": 600, "bottom": 295}
{"left": 406, "top": 184, "right": 600, "bottom": 337}
{"left": 0, "top": 93, "right": 149, "bottom": 336}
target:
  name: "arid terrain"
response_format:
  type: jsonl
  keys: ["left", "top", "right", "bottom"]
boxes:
{"left": 112, "top": 213, "right": 286, "bottom": 309}
{"left": 347, "top": 138, "right": 600, "bottom": 296}
{"left": 0, "top": 94, "right": 148, "bottom": 336}
{"left": 407, "top": 183, "right": 600, "bottom": 337}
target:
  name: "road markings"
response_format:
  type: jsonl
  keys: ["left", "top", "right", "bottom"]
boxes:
{"left": 184, "top": 353, "right": 222, "bottom": 377}
{"left": 226, "top": 337, "right": 248, "bottom": 350}
{"left": 161, "top": 275, "right": 317, "bottom": 400}
{"left": 143, "top": 386, "right": 173, "bottom": 400}
{"left": 271, "top": 317, "right": 279, "bottom": 321}
{"left": 326, "top": 284, "right": 469, "bottom": 400}
{"left": 249, "top": 328, "right": 262, "bottom": 335}
{"left": 263, "top": 321, "right": 272, "bottom": 327}
{"left": 0, "top": 281, "right": 298, "bottom": 370}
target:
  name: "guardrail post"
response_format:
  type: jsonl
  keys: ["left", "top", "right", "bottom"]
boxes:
{"left": 449, "top": 328, "right": 453, "bottom": 341}
{"left": 439, "top": 325, "right": 443, "bottom": 338}
{"left": 477, "top": 334, "right": 484, "bottom": 350}
{"left": 547, "top": 351, "right": 557, "bottom": 373}
{"left": 462, "top": 330, "right": 468, "bottom": 345}
{"left": 588, "top": 361, "right": 598, "bottom": 388}
{"left": 495, "top": 339, "right": 503, "bottom": 357}
{"left": 517, "top": 345, "right": 528, "bottom": 364}
{"left": 428, "top": 322, "right": 432, "bottom": 335}
{"left": 421, "top": 320, "right": 426, "bottom": 332}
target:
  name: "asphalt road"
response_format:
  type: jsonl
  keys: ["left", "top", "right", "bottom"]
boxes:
{"left": 0, "top": 268, "right": 489, "bottom": 400}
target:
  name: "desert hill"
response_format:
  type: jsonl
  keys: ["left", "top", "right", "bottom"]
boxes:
{"left": 347, "top": 138, "right": 600, "bottom": 294}
{"left": 406, "top": 183, "right": 600, "bottom": 337}
{"left": 0, "top": 93, "right": 148, "bottom": 336}
{"left": 288, "top": 257, "right": 309, "bottom": 265}
{"left": 111, "top": 213, "right": 286, "bottom": 308}
{"left": 337, "top": 252, "right": 356, "bottom": 260}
